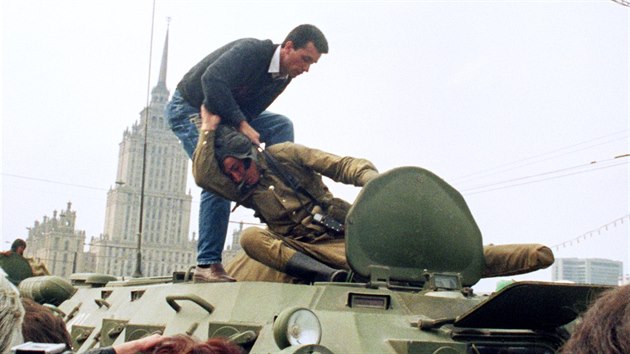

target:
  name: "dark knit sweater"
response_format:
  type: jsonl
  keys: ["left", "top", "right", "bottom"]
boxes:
{"left": 176, "top": 38, "right": 291, "bottom": 126}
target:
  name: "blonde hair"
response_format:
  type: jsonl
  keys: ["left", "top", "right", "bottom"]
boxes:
{"left": 0, "top": 276, "right": 25, "bottom": 353}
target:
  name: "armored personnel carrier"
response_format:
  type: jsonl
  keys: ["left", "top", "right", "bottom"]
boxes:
{"left": 26, "top": 167, "right": 609, "bottom": 353}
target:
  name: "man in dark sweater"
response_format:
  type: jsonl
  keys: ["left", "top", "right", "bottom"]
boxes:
{"left": 166, "top": 24, "right": 328, "bottom": 282}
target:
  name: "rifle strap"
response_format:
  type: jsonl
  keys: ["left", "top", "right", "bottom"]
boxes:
{"left": 260, "top": 149, "right": 344, "bottom": 233}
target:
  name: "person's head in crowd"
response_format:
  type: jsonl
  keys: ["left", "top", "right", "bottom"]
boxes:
{"left": 105, "top": 334, "right": 244, "bottom": 354}
{"left": 21, "top": 297, "right": 72, "bottom": 350}
{"left": 0, "top": 276, "right": 25, "bottom": 353}
{"left": 151, "top": 335, "right": 244, "bottom": 354}
{"left": 11, "top": 239, "right": 27, "bottom": 256}
{"left": 562, "top": 284, "right": 630, "bottom": 354}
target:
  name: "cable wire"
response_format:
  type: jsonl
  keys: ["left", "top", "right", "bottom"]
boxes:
{"left": 453, "top": 129, "right": 629, "bottom": 184}
{"left": 461, "top": 156, "right": 628, "bottom": 195}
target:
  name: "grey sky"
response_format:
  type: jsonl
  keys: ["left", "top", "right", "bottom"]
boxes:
{"left": 2, "top": 0, "right": 628, "bottom": 291}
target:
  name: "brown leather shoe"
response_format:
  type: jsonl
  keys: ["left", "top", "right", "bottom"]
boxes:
{"left": 193, "top": 264, "right": 236, "bottom": 283}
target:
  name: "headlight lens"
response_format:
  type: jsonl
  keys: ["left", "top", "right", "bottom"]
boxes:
{"left": 273, "top": 307, "right": 322, "bottom": 349}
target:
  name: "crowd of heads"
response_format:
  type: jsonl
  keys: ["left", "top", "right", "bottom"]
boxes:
{"left": 0, "top": 237, "right": 247, "bottom": 354}
{"left": 1, "top": 272, "right": 245, "bottom": 353}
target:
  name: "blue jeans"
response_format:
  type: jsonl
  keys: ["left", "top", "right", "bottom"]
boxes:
{"left": 165, "top": 89, "right": 294, "bottom": 265}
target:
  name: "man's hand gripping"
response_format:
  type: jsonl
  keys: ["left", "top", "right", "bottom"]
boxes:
{"left": 200, "top": 105, "right": 262, "bottom": 146}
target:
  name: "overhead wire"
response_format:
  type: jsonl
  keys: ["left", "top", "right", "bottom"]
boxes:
{"left": 2, "top": 173, "right": 108, "bottom": 191}
{"left": 611, "top": 0, "right": 630, "bottom": 7}
{"left": 460, "top": 156, "right": 628, "bottom": 195}
{"left": 453, "top": 128, "right": 629, "bottom": 184}
{"left": 1, "top": 173, "right": 265, "bottom": 227}
{"left": 5, "top": 132, "right": 628, "bottom": 199}
{"left": 4, "top": 130, "right": 627, "bottom": 230}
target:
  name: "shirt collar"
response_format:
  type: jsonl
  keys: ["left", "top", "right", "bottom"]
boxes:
{"left": 268, "top": 45, "right": 288, "bottom": 80}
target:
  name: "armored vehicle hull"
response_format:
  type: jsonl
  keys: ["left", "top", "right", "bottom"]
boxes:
{"left": 45, "top": 168, "right": 610, "bottom": 353}
{"left": 56, "top": 277, "right": 607, "bottom": 353}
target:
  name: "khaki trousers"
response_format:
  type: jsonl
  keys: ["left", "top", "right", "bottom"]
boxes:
{"left": 239, "top": 227, "right": 348, "bottom": 271}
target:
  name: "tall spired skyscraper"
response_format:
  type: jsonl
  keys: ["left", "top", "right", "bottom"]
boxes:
{"left": 91, "top": 27, "right": 196, "bottom": 277}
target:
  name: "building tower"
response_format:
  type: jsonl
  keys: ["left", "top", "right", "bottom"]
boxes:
{"left": 92, "top": 27, "right": 196, "bottom": 277}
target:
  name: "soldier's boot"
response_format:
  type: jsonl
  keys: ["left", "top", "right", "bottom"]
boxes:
{"left": 284, "top": 252, "right": 348, "bottom": 283}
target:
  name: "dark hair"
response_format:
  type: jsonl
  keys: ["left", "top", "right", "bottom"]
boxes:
{"left": 561, "top": 285, "right": 630, "bottom": 354}
{"left": 11, "top": 239, "right": 26, "bottom": 252}
{"left": 21, "top": 298, "right": 72, "bottom": 350}
{"left": 283, "top": 24, "right": 328, "bottom": 54}
{"left": 152, "top": 334, "right": 244, "bottom": 354}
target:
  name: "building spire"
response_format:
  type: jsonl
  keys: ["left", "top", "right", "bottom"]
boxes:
{"left": 151, "top": 18, "right": 170, "bottom": 104}
{"left": 158, "top": 18, "right": 170, "bottom": 87}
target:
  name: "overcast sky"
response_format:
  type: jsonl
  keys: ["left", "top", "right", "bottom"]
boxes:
{"left": 2, "top": 0, "right": 628, "bottom": 291}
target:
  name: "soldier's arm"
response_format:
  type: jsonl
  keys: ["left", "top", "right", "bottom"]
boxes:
{"left": 272, "top": 143, "right": 379, "bottom": 186}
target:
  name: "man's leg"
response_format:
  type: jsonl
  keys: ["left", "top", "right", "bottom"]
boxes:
{"left": 165, "top": 90, "right": 234, "bottom": 282}
{"left": 249, "top": 111, "right": 294, "bottom": 146}
{"left": 194, "top": 190, "right": 233, "bottom": 282}
{"left": 225, "top": 250, "right": 300, "bottom": 283}
{"left": 165, "top": 90, "right": 200, "bottom": 157}
{"left": 239, "top": 227, "right": 347, "bottom": 283}
{"left": 239, "top": 227, "right": 295, "bottom": 271}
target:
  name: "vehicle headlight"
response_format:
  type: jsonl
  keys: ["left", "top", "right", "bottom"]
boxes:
{"left": 273, "top": 307, "right": 322, "bottom": 349}
{"left": 276, "top": 344, "right": 334, "bottom": 354}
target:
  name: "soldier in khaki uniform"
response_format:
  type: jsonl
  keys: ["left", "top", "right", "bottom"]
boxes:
{"left": 193, "top": 108, "right": 378, "bottom": 282}
{"left": 193, "top": 109, "right": 555, "bottom": 283}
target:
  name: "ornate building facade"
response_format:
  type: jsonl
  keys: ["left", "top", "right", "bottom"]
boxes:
{"left": 90, "top": 28, "right": 196, "bottom": 277}
{"left": 25, "top": 202, "right": 86, "bottom": 278}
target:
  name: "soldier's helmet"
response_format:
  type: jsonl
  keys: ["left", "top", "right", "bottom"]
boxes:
{"left": 214, "top": 125, "right": 258, "bottom": 164}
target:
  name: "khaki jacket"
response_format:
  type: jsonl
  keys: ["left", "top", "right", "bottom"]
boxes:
{"left": 193, "top": 129, "right": 379, "bottom": 238}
